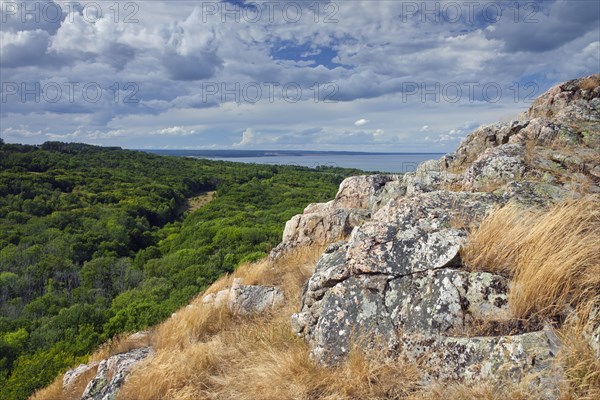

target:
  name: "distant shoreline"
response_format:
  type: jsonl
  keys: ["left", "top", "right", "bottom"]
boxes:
{"left": 141, "top": 149, "right": 446, "bottom": 158}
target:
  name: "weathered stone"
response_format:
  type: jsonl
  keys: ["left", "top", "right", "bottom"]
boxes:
{"left": 63, "top": 362, "right": 99, "bottom": 391}
{"left": 527, "top": 74, "right": 600, "bottom": 127}
{"left": 402, "top": 161, "right": 461, "bottom": 195}
{"left": 373, "top": 190, "right": 499, "bottom": 230}
{"left": 400, "top": 328, "right": 561, "bottom": 388}
{"left": 228, "top": 279, "right": 284, "bottom": 315}
{"left": 347, "top": 223, "right": 466, "bottom": 276}
{"left": 295, "top": 257, "right": 513, "bottom": 364}
{"left": 501, "top": 181, "right": 575, "bottom": 207}
{"left": 203, "top": 288, "right": 230, "bottom": 308}
{"left": 463, "top": 144, "right": 527, "bottom": 191}
{"left": 81, "top": 347, "right": 152, "bottom": 400}
{"left": 203, "top": 280, "right": 284, "bottom": 315}
{"left": 443, "top": 121, "right": 529, "bottom": 169}
{"left": 333, "top": 175, "right": 397, "bottom": 209}
{"left": 509, "top": 118, "right": 581, "bottom": 146}
{"left": 269, "top": 205, "right": 370, "bottom": 260}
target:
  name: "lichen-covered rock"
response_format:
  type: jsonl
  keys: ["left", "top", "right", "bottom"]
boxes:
{"left": 63, "top": 362, "right": 99, "bottom": 391}
{"left": 286, "top": 75, "right": 600, "bottom": 395}
{"left": 373, "top": 190, "right": 499, "bottom": 230}
{"left": 228, "top": 279, "right": 284, "bottom": 315}
{"left": 269, "top": 174, "right": 415, "bottom": 260}
{"left": 347, "top": 223, "right": 465, "bottom": 276}
{"left": 402, "top": 160, "right": 461, "bottom": 194}
{"left": 203, "top": 279, "right": 284, "bottom": 315}
{"left": 527, "top": 74, "right": 600, "bottom": 127}
{"left": 400, "top": 328, "right": 561, "bottom": 386}
{"left": 462, "top": 144, "right": 527, "bottom": 191}
{"left": 509, "top": 118, "right": 581, "bottom": 145}
{"left": 81, "top": 346, "right": 152, "bottom": 400}
{"left": 291, "top": 190, "right": 513, "bottom": 365}
{"left": 442, "top": 121, "right": 528, "bottom": 168}
{"left": 269, "top": 204, "right": 370, "bottom": 260}
{"left": 501, "top": 181, "right": 576, "bottom": 207}
{"left": 294, "top": 250, "right": 512, "bottom": 364}
{"left": 333, "top": 175, "right": 397, "bottom": 209}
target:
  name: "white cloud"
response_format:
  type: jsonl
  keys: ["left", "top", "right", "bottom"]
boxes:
{"left": 233, "top": 128, "right": 255, "bottom": 147}
{"left": 354, "top": 119, "right": 369, "bottom": 126}
{"left": 154, "top": 126, "right": 196, "bottom": 136}
{"left": 3, "top": 126, "right": 42, "bottom": 138}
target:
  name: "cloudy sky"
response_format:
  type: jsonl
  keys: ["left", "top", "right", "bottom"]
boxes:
{"left": 1, "top": 0, "right": 599, "bottom": 152}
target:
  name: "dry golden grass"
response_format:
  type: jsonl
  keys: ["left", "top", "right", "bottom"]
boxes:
{"left": 120, "top": 314, "right": 423, "bottom": 400}
{"left": 462, "top": 205, "right": 535, "bottom": 275}
{"left": 30, "top": 378, "right": 64, "bottom": 400}
{"left": 30, "top": 363, "right": 99, "bottom": 400}
{"left": 579, "top": 76, "right": 600, "bottom": 91}
{"left": 118, "top": 244, "right": 425, "bottom": 400}
{"left": 411, "top": 382, "right": 537, "bottom": 400}
{"left": 463, "top": 196, "right": 600, "bottom": 319}
{"left": 557, "top": 302, "right": 600, "bottom": 400}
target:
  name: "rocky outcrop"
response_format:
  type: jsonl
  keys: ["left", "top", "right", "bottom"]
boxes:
{"left": 269, "top": 175, "right": 405, "bottom": 260}
{"left": 528, "top": 75, "right": 600, "bottom": 127}
{"left": 462, "top": 144, "right": 527, "bottom": 191}
{"left": 63, "top": 362, "right": 99, "bottom": 391}
{"left": 228, "top": 279, "right": 284, "bottom": 315}
{"left": 285, "top": 75, "right": 600, "bottom": 394}
{"left": 291, "top": 190, "right": 509, "bottom": 364}
{"left": 442, "top": 121, "right": 528, "bottom": 168}
{"left": 80, "top": 346, "right": 152, "bottom": 400}
{"left": 203, "top": 279, "right": 284, "bottom": 315}
{"left": 400, "top": 328, "right": 561, "bottom": 390}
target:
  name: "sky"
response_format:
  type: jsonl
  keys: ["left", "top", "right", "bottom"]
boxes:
{"left": 0, "top": 0, "right": 599, "bottom": 152}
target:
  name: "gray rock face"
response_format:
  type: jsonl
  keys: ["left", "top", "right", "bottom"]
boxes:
{"left": 501, "top": 181, "right": 576, "bottom": 207}
{"left": 269, "top": 175, "right": 408, "bottom": 260}
{"left": 509, "top": 118, "right": 581, "bottom": 146}
{"left": 442, "top": 121, "right": 528, "bottom": 169}
{"left": 402, "top": 160, "right": 461, "bottom": 195}
{"left": 269, "top": 203, "right": 370, "bottom": 260}
{"left": 333, "top": 175, "right": 397, "bottom": 209}
{"left": 289, "top": 186, "right": 568, "bottom": 391}
{"left": 528, "top": 75, "right": 600, "bottom": 126}
{"left": 462, "top": 144, "right": 527, "bottom": 191}
{"left": 63, "top": 362, "right": 99, "bottom": 391}
{"left": 400, "top": 328, "right": 561, "bottom": 386}
{"left": 292, "top": 190, "right": 510, "bottom": 364}
{"left": 228, "top": 279, "right": 284, "bottom": 315}
{"left": 81, "top": 347, "right": 152, "bottom": 400}
{"left": 292, "top": 237, "right": 513, "bottom": 365}
{"left": 203, "top": 279, "right": 284, "bottom": 315}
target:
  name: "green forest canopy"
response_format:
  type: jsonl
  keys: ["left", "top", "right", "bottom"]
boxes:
{"left": 0, "top": 141, "right": 363, "bottom": 400}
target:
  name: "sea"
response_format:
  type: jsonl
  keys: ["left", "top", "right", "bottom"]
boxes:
{"left": 144, "top": 150, "right": 446, "bottom": 174}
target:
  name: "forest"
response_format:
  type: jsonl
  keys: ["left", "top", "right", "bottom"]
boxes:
{"left": 0, "top": 139, "right": 362, "bottom": 400}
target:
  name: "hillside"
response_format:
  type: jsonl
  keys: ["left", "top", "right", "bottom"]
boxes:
{"left": 32, "top": 75, "right": 600, "bottom": 400}
{"left": 0, "top": 143, "right": 362, "bottom": 400}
